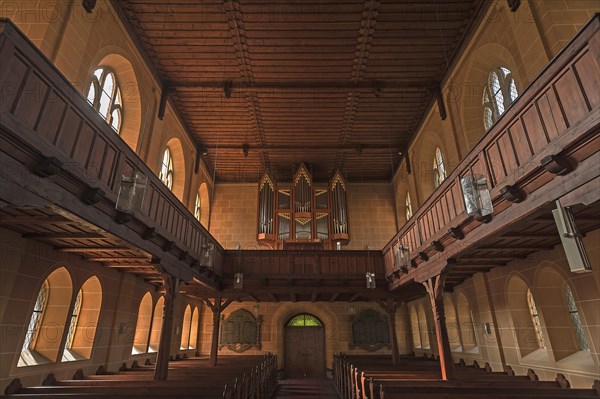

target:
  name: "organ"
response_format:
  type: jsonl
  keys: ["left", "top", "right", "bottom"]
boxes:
{"left": 257, "top": 163, "right": 349, "bottom": 249}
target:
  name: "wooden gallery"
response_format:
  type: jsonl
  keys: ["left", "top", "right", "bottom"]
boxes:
{"left": 0, "top": 1, "right": 599, "bottom": 398}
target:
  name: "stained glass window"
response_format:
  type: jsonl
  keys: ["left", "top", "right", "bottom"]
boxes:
{"left": 22, "top": 281, "right": 48, "bottom": 352}
{"left": 482, "top": 67, "right": 518, "bottom": 131}
{"left": 565, "top": 285, "right": 589, "bottom": 351}
{"left": 433, "top": 147, "right": 446, "bottom": 189}
{"left": 65, "top": 289, "right": 83, "bottom": 349}
{"left": 159, "top": 148, "right": 174, "bottom": 190}
{"left": 86, "top": 67, "right": 123, "bottom": 133}
{"left": 405, "top": 193, "right": 413, "bottom": 221}
{"left": 287, "top": 314, "right": 322, "bottom": 327}
{"left": 527, "top": 289, "right": 546, "bottom": 349}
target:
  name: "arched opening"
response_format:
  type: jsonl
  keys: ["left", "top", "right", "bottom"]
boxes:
{"left": 62, "top": 276, "right": 102, "bottom": 361}
{"left": 417, "top": 304, "right": 430, "bottom": 349}
{"left": 455, "top": 292, "right": 477, "bottom": 352}
{"left": 198, "top": 182, "right": 210, "bottom": 228}
{"left": 444, "top": 295, "right": 461, "bottom": 351}
{"left": 189, "top": 307, "right": 199, "bottom": 350}
{"left": 19, "top": 267, "right": 73, "bottom": 366}
{"left": 148, "top": 296, "right": 164, "bottom": 353}
{"left": 91, "top": 53, "right": 142, "bottom": 151}
{"left": 410, "top": 305, "right": 422, "bottom": 349}
{"left": 506, "top": 275, "right": 543, "bottom": 358}
{"left": 161, "top": 138, "right": 186, "bottom": 201}
{"left": 180, "top": 305, "right": 192, "bottom": 350}
{"left": 284, "top": 314, "right": 325, "bottom": 378}
{"left": 534, "top": 265, "right": 592, "bottom": 361}
{"left": 132, "top": 292, "right": 153, "bottom": 354}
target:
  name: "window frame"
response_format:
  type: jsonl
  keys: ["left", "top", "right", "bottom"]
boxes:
{"left": 87, "top": 67, "right": 123, "bottom": 133}
{"left": 22, "top": 281, "right": 49, "bottom": 352}
{"left": 433, "top": 147, "right": 446, "bottom": 189}
{"left": 65, "top": 289, "right": 83, "bottom": 350}
{"left": 482, "top": 66, "right": 518, "bottom": 131}
{"left": 405, "top": 192, "right": 413, "bottom": 221}
{"left": 564, "top": 285, "right": 590, "bottom": 352}
{"left": 526, "top": 289, "right": 546, "bottom": 350}
{"left": 159, "top": 148, "right": 174, "bottom": 190}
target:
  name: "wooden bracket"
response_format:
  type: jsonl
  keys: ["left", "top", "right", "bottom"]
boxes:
{"left": 434, "top": 84, "right": 447, "bottom": 120}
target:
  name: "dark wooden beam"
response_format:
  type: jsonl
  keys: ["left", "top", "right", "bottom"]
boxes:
{"left": 0, "top": 216, "right": 71, "bottom": 224}
{"left": 87, "top": 257, "right": 151, "bottom": 262}
{"left": 290, "top": 292, "right": 297, "bottom": 302}
{"left": 349, "top": 293, "right": 361, "bottom": 302}
{"left": 434, "top": 84, "right": 447, "bottom": 120}
{"left": 59, "top": 246, "right": 131, "bottom": 253}
{"left": 267, "top": 293, "right": 278, "bottom": 303}
{"left": 24, "top": 232, "right": 106, "bottom": 239}
{"left": 329, "top": 293, "right": 340, "bottom": 302}
{"left": 311, "top": 292, "right": 318, "bottom": 302}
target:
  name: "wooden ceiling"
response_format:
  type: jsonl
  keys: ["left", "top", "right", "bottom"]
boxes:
{"left": 119, "top": 0, "right": 484, "bottom": 182}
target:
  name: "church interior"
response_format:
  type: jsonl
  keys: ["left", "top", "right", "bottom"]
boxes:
{"left": 0, "top": 0, "right": 599, "bottom": 398}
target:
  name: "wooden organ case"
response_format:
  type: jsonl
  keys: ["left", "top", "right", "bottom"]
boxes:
{"left": 257, "top": 164, "right": 349, "bottom": 250}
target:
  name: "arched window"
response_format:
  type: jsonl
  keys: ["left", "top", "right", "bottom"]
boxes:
{"left": 527, "top": 289, "right": 546, "bottom": 349}
{"left": 565, "top": 285, "right": 589, "bottom": 352}
{"left": 87, "top": 67, "right": 122, "bottom": 133}
{"left": 405, "top": 193, "right": 413, "bottom": 221}
{"left": 62, "top": 276, "right": 103, "bottom": 361}
{"left": 132, "top": 292, "right": 153, "bottom": 354}
{"left": 287, "top": 314, "right": 322, "bottom": 327}
{"left": 194, "top": 193, "right": 201, "bottom": 221}
{"left": 189, "top": 307, "right": 199, "bottom": 350}
{"left": 433, "top": 147, "right": 446, "bottom": 189}
{"left": 22, "top": 281, "right": 48, "bottom": 353}
{"left": 180, "top": 305, "right": 192, "bottom": 349}
{"left": 64, "top": 289, "right": 82, "bottom": 351}
{"left": 410, "top": 306, "right": 421, "bottom": 348}
{"left": 20, "top": 267, "right": 73, "bottom": 367}
{"left": 148, "top": 296, "right": 164, "bottom": 353}
{"left": 417, "top": 304, "right": 430, "bottom": 349}
{"left": 482, "top": 67, "right": 518, "bottom": 130}
{"left": 456, "top": 292, "right": 478, "bottom": 352}
{"left": 159, "top": 148, "right": 174, "bottom": 190}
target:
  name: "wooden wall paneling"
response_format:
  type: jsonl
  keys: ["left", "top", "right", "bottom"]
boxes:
{"left": 538, "top": 88, "right": 567, "bottom": 140}
{"left": 13, "top": 70, "right": 48, "bottom": 130}
{"left": 1, "top": 54, "right": 27, "bottom": 112}
{"left": 36, "top": 90, "right": 67, "bottom": 142}
{"left": 508, "top": 119, "right": 533, "bottom": 166}
{"left": 553, "top": 68, "right": 590, "bottom": 126}
{"left": 522, "top": 103, "right": 549, "bottom": 155}
{"left": 56, "top": 107, "right": 82, "bottom": 157}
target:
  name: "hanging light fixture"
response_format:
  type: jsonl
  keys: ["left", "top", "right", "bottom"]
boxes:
{"left": 234, "top": 272, "right": 244, "bottom": 289}
{"left": 460, "top": 174, "right": 493, "bottom": 221}
{"left": 366, "top": 272, "right": 376, "bottom": 289}
{"left": 395, "top": 242, "right": 410, "bottom": 273}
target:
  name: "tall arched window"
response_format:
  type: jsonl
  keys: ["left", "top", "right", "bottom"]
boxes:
{"left": 180, "top": 305, "right": 192, "bottom": 349}
{"left": 194, "top": 193, "right": 201, "bottom": 221}
{"left": 482, "top": 67, "right": 518, "bottom": 130}
{"left": 189, "top": 307, "right": 199, "bottom": 350}
{"left": 64, "top": 289, "right": 83, "bottom": 351}
{"left": 565, "top": 285, "right": 589, "bottom": 352}
{"left": 410, "top": 306, "right": 421, "bottom": 349}
{"left": 132, "top": 292, "right": 153, "bottom": 354}
{"left": 405, "top": 193, "right": 413, "bottom": 221}
{"left": 148, "top": 296, "right": 164, "bottom": 353}
{"left": 417, "top": 304, "right": 430, "bottom": 349}
{"left": 22, "top": 281, "right": 49, "bottom": 353}
{"left": 87, "top": 67, "right": 122, "bottom": 133}
{"left": 527, "top": 289, "right": 546, "bottom": 349}
{"left": 433, "top": 147, "right": 446, "bottom": 189}
{"left": 159, "top": 148, "right": 174, "bottom": 190}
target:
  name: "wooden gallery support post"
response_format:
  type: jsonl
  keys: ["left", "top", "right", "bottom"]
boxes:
{"left": 423, "top": 272, "right": 456, "bottom": 380}
{"left": 378, "top": 298, "right": 401, "bottom": 366}
{"left": 154, "top": 274, "right": 181, "bottom": 380}
{"left": 203, "top": 297, "right": 234, "bottom": 366}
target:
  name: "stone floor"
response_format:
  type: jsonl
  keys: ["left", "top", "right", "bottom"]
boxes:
{"left": 273, "top": 379, "right": 340, "bottom": 398}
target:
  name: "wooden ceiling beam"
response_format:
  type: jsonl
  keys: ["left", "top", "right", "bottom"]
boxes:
{"left": 23, "top": 232, "right": 106, "bottom": 239}
{"left": 59, "top": 246, "right": 132, "bottom": 253}
{"left": 172, "top": 80, "right": 430, "bottom": 91}
{"left": 87, "top": 257, "right": 152, "bottom": 262}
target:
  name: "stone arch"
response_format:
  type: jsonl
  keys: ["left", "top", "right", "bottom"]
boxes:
{"left": 132, "top": 292, "right": 153, "bottom": 354}
{"left": 270, "top": 303, "right": 338, "bottom": 369}
{"left": 162, "top": 137, "right": 186, "bottom": 201}
{"left": 180, "top": 304, "right": 192, "bottom": 349}
{"left": 189, "top": 307, "right": 200, "bottom": 351}
{"left": 19, "top": 266, "right": 73, "bottom": 366}
{"left": 198, "top": 182, "right": 210, "bottom": 228}
{"left": 455, "top": 291, "right": 477, "bottom": 352}
{"left": 410, "top": 131, "right": 448, "bottom": 201}
{"left": 89, "top": 52, "right": 142, "bottom": 152}
{"left": 68, "top": 276, "right": 102, "bottom": 359}
{"left": 409, "top": 304, "right": 421, "bottom": 349}
{"left": 417, "top": 303, "right": 430, "bottom": 349}
{"left": 459, "top": 42, "right": 524, "bottom": 149}
{"left": 506, "top": 273, "right": 541, "bottom": 358}
{"left": 394, "top": 177, "right": 411, "bottom": 227}
{"left": 533, "top": 262, "right": 591, "bottom": 361}
{"left": 443, "top": 294, "right": 461, "bottom": 351}
{"left": 148, "top": 296, "right": 164, "bottom": 352}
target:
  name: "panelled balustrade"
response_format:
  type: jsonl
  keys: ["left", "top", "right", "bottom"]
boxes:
{"left": 383, "top": 15, "right": 600, "bottom": 286}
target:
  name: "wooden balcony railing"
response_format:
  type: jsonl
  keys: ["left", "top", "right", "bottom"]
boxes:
{"left": 0, "top": 19, "right": 223, "bottom": 281}
{"left": 383, "top": 14, "right": 599, "bottom": 286}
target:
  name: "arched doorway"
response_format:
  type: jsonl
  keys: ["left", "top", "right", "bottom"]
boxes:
{"left": 284, "top": 314, "right": 325, "bottom": 378}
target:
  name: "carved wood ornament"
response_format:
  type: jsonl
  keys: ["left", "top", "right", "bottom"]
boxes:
{"left": 219, "top": 309, "right": 262, "bottom": 353}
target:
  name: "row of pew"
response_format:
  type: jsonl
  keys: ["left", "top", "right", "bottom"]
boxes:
{"left": 4, "top": 354, "right": 277, "bottom": 399}
{"left": 333, "top": 354, "right": 600, "bottom": 399}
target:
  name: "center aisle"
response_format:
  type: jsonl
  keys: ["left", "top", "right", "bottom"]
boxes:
{"left": 273, "top": 379, "right": 340, "bottom": 399}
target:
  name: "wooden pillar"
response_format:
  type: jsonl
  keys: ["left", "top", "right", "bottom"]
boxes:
{"left": 381, "top": 299, "right": 400, "bottom": 366}
{"left": 204, "top": 297, "right": 233, "bottom": 367}
{"left": 423, "top": 273, "right": 455, "bottom": 380}
{"left": 154, "top": 274, "right": 180, "bottom": 380}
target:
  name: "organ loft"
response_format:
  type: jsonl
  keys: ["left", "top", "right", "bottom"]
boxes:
{"left": 0, "top": 1, "right": 599, "bottom": 398}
